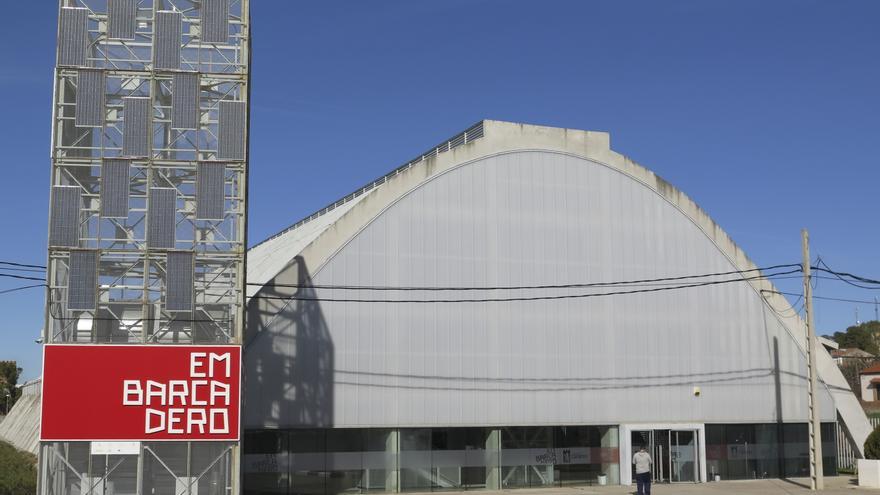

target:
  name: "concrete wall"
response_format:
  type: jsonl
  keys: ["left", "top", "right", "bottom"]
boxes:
{"left": 244, "top": 147, "right": 837, "bottom": 429}
{"left": 0, "top": 379, "right": 41, "bottom": 454}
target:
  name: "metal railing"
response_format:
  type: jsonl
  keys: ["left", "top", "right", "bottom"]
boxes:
{"left": 252, "top": 121, "right": 485, "bottom": 249}
{"left": 838, "top": 417, "right": 880, "bottom": 471}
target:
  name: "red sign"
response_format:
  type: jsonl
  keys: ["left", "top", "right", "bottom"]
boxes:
{"left": 41, "top": 345, "right": 240, "bottom": 441}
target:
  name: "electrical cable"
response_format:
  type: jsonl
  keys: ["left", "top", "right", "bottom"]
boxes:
{"left": 0, "top": 273, "right": 46, "bottom": 282}
{"left": 762, "top": 290, "right": 879, "bottom": 306}
{"left": 812, "top": 260, "right": 880, "bottom": 289}
{"left": 762, "top": 290, "right": 804, "bottom": 318}
{"left": 36, "top": 266, "right": 803, "bottom": 326}
{"left": 0, "top": 283, "right": 46, "bottom": 296}
{"left": 0, "top": 266, "right": 49, "bottom": 274}
{"left": 247, "top": 268, "right": 802, "bottom": 304}
{"left": 248, "top": 263, "right": 803, "bottom": 292}
{"left": 0, "top": 261, "right": 46, "bottom": 270}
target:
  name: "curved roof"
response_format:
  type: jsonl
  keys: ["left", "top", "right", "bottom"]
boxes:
{"left": 245, "top": 120, "right": 870, "bottom": 450}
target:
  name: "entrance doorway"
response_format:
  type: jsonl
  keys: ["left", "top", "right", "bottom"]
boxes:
{"left": 631, "top": 429, "right": 698, "bottom": 483}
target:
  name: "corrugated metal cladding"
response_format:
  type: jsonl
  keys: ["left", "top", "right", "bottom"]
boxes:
{"left": 218, "top": 101, "right": 246, "bottom": 160}
{"left": 244, "top": 151, "right": 836, "bottom": 430}
{"left": 58, "top": 8, "right": 89, "bottom": 67}
{"left": 153, "top": 11, "right": 181, "bottom": 70}
{"left": 75, "top": 69, "right": 104, "bottom": 127}
{"left": 122, "top": 97, "right": 150, "bottom": 157}
{"left": 68, "top": 250, "right": 98, "bottom": 311}
{"left": 171, "top": 72, "right": 199, "bottom": 130}
{"left": 196, "top": 162, "right": 225, "bottom": 220}
{"left": 49, "top": 186, "right": 81, "bottom": 247}
{"left": 200, "top": 0, "right": 229, "bottom": 43}
{"left": 107, "top": 0, "right": 137, "bottom": 40}
{"left": 147, "top": 188, "right": 176, "bottom": 248}
{"left": 166, "top": 251, "right": 194, "bottom": 311}
{"left": 100, "top": 160, "right": 130, "bottom": 218}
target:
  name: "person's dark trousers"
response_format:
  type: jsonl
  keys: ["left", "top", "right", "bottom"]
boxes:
{"left": 636, "top": 472, "right": 651, "bottom": 495}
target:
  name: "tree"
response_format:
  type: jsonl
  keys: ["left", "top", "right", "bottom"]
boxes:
{"left": 0, "top": 362, "right": 22, "bottom": 415}
{"left": 830, "top": 321, "right": 880, "bottom": 356}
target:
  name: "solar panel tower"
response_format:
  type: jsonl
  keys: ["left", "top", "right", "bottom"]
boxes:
{"left": 42, "top": 1, "right": 250, "bottom": 493}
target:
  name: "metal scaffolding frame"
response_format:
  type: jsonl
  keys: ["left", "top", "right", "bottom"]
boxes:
{"left": 42, "top": 1, "right": 249, "bottom": 494}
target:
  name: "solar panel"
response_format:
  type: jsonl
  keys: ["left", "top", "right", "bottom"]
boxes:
{"left": 75, "top": 69, "right": 104, "bottom": 127}
{"left": 166, "top": 251, "right": 194, "bottom": 312}
{"left": 100, "top": 160, "right": 130, "bottom": 218}
{"left": 196, "top": 162, "right": 225, "bottom": 220}
{"left": 172, "top": 72, "right": 199, "bottom": 130}
{"left": 147, "top": 188, "right": 176, "bottom": 248}
{"left": 108, "top": 0, "right": 137, "bottom": 40}
{"left": 153, "top": 11, "right": 182, "bottom": 70}
{"left": 49, "top": 186, "right": 81, "bottom": 247}
{"left": 59, "top": 8, "right": 88, "bottom": 67}
{"left": 122, "top": 97, "right": 151, "bottom": 157}
{"left": 200, "top": 0, "right": 229, "bottom": 43}
{"left": 68, "top": 250, "right": 98, "bottom": 311}
{"left": 218, "top": 101, "right": 246, "bottom": 160}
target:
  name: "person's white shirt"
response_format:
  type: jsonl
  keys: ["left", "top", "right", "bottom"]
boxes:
{"left": 632, "top": 450, "right": 652, "bottom": 474}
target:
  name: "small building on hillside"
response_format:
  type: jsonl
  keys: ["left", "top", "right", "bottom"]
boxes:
{"left": 834, "top": 348, "right": 876, "bottom": 366}
{"left": 860, "top": 364, "right": 880, "bottom": 402}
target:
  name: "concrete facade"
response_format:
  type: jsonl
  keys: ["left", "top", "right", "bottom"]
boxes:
{"left": 242, "top": 122, "right": 870, "bottom": 493}
{"left": 0, "top": 378, "right": 41, "bottom": 454}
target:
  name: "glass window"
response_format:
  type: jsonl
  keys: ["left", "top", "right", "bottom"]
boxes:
{"left": 782, "top": 424, "right": 809, "bottom": 478}
{"left": 400, "top": 429, "right": 432, "bottom": 492}
{"left": 243, "top": 430, "right": 289, "bottom": 494}
{"left": 705, "top": 425, "right": 726, "bottom": 481}
{"left": 431, "top": 428, "right": 491, "bottom": 491}
{"left": 290, "top": 429, "right": 327, "bottom": 495}
{"left": 554, "top": 426, "right": 593, "bottom": 485}
{"left": 500, "top": 426, "right": 555, "bottom": 488}
{"left": 822, "top": 423, "right": 837, "bottom": 476}
{"left": 363, "top": 429, "right": 396, "bottom": 493}
{"left": 754, "top": 424, "right": 781, "bottom": 479}
{"left": 706, "top": 423, "right": 838, "bottom": 482}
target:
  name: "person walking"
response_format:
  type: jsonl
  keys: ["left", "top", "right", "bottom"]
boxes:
{"left": 633, "top": 445, "right": 653, "bottom": 495}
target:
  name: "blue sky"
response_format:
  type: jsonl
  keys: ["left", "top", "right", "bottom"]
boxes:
{"left": 1, "top": 1, "right": 878, "bottom": 380}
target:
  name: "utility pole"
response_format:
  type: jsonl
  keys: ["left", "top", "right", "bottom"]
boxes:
{"left": 802, "top": 229, "right": 824, "bottom": 490}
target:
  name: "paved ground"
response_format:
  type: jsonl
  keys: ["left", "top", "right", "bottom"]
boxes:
{"left": 409, "top": 478, "right": 877, "bottom": 495}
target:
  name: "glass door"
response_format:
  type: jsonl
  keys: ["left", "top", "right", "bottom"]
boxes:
{"left": 670, "top": 430, "right": 698, "bottom": 483}
{"left": 652, "top": 430, "right": 669, "bottom": 483}
{"left": 631, "top": 430, "right": 670, "bottom": 483}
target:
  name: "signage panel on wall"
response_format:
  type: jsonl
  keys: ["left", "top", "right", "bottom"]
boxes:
{"left": 41, "top": 345, "right": 241, "bottom": 441}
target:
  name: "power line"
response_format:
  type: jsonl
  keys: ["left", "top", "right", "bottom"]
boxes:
{"left": 812, "top": 260, "right": 880, "bottom": 290}
{"left": 0, "top": 273, "right": 45, "bottom": 282}
{"left": 247, "top": 268, "right": 802, "bottom": 304}
{"left": 763, "top": 290, "right": 879, "bottom": 306}
{"left": 0, "top": 283, "right": 46, "bottom": 296}
{"left": 0, "top": 261, "right": 46, "bottom": 270}
{"left": 762, "top": 290, "right": 804, "bottom": 318}
{"left": 38, "top": 267, "right": 801, "bottom": 325}
{"left": 0, "top": 266, "right": 48, "bottom": 274}
{"left": 248, "top": 263, "right": 803, "bottom": 292}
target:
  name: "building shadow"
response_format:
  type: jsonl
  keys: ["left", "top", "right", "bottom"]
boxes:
{"left": 244, "top": 255, "right": 334, "bottom": 429}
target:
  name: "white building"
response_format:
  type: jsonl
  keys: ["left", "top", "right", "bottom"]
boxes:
{"left": 860, "top": 364, "right": 880, "bottom": 402}
{"left": 242, "top": 120, "right": 869, "bottom": 493}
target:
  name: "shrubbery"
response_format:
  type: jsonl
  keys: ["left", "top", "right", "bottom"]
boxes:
{"left": 866, "top": 426, "right": 880, "bottom": 460}
{"left": 0, "top": 441, "right": 36, "bottom": 495}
